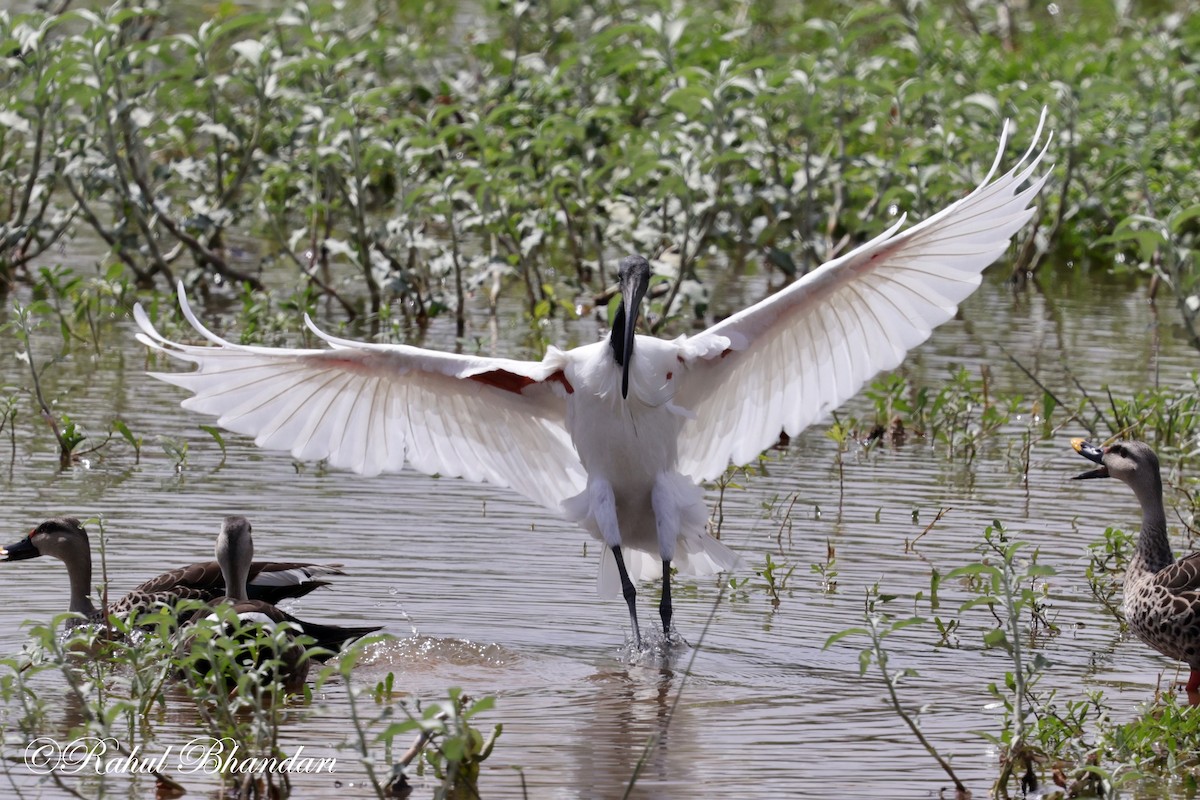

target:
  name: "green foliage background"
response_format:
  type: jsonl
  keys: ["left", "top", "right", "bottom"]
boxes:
{"left": 1, "top": 0, "right": 1197, "bottom": 338}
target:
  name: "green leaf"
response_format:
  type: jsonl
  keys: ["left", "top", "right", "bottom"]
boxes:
{"left": 887, "top": 616, "right": 926, "bottom": 633}
{"left": 113, "top": 419, "right": 140, "bottom": 449}
{"left": 823, "top": 627, "right": 869, "bottom": 649}
{"left": 945, "top": 564, "right": 1000, "bottom": 581}
{"left": 1041, "top": 390, "right": 1056, "bottom": 421}
{"left": 959, "top": 596, "right": 1001, "bottom": 612}
{"left": 1170, "top": 203, "right": 1200, "bottom": 234}
{"left": 982, "top": 628, "right": 1011, "bottom": 652}
{"left": 199, "top": 425, "right": 227, "bottom": 459}
{"left": 462, "top": 695, "right": 495, "bottom": 718}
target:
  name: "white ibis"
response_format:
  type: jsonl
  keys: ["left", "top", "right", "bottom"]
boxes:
{"left": 134, "top": 112, "right": 1051, "bottom": 647}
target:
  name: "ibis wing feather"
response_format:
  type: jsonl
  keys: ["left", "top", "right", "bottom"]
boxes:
{"left": 675, "top": 113, "right": 1052, "bottom": 481}
{"left": 134, "top": 296, "right": 585, "bottom": 512}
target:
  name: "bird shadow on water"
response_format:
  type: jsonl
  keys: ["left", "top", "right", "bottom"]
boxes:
{"left": 580, "top": 662, "right": 680, "bottom": 796}
{"left": 584, "top": 589, "right": 724, "bottom": 797}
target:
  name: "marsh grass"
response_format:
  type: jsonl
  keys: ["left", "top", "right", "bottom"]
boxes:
{"left": 334, "top": 643, "right": 502, "bottom": 800}
{"left": 0, "top": 606, "right": 412, "bottom": 800}
{"left": 825, "top": 584, "right": 970, "bottom": 797}
{"left": 824, "top": 516, "right": 1200, "bottom": 798}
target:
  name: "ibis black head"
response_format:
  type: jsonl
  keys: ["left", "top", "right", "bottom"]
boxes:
{"left": 610, "top": 255, "right": 651, "bottom": 399}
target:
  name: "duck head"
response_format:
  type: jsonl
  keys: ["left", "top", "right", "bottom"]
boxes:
{"left": 216, "top": 515, "right": 255, "bottom": 602}
{"left": 2, "top": 517, "right": 88, "bottom": 563}
{"left": 1071, "top": 438, "right": 1162, "bottom": 488}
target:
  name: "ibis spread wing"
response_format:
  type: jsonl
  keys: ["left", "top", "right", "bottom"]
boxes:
{"left": 675, "top": 112, "right": 1052, "bottom": 481}
{"left": 135, "top": 289, "right": 586, "bottom": 512}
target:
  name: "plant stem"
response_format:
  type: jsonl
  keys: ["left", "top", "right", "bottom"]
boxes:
{"left": 866, "top": 605, "right": 969, "bottom": 798}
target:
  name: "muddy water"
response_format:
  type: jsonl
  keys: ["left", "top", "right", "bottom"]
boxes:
{"left": 0, "top": 260, "right": 1196, "bottom": 799}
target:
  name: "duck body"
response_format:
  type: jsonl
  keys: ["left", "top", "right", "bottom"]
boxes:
{"left": 179, "top": 516, "right": 380, "bottom": 694}
{"left": 1, "top": 517, "right": 346, "bottom": 626}
{"left": 1073, "top": 439, "right": 1200, "bottom": 691}
{"left": 1125, "top": 553, "right": 1200, "bottom": 680}
{"left": 184, "top": 601, "right": 313, "bottom": 695}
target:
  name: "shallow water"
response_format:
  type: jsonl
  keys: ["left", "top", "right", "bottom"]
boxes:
{"left": 0, "top": 256, "right": 1197, "bottom": 798}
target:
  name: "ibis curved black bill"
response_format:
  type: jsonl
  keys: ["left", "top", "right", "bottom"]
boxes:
{"left": 613, "top": 255, "right": 650, "bottom": 400}
{"left": 1072, "top": 438, "right": 1109, "bottom": 479}
{"left": 620, "top": 283, "right": 646, "bottom": 400}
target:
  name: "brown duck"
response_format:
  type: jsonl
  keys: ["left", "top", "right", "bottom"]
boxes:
{"left": 181, "top": 516, "right": 381, "bottom": 693}
{"left": 1073, "top": 438, "right": 1200, "bottom": 694}
{"left": 1, "top": 517, "right": 347, "bottom": 626}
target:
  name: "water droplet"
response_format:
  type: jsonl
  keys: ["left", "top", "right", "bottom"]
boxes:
{"left": 1048, "top": 2, "right": 1060, "bottom": 14}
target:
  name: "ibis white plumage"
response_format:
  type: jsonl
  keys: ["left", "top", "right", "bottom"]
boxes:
{"left": 134, "top": 112, "right": 1052, "bottom": 646}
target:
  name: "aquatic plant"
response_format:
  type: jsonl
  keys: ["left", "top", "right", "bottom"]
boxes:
{"left": 819, "top": 521, "right": 1200, "bottom": 797}
{"left": 947, "top": 522, "right": 1060, "bottom": 797}
{"left": 174, "top": 604, "right": 316, "bottom": 799}
{"left": 6, "top": 301, "right": 132, "bottom": 470}
{"left": 757, "top": 552, "right": 796, "bottom": 608}
{"left": 0, "top": 610, "right": 187, "bottom": 799}
{"left": 377, "top": 689, "right": 501, "bottom": 800}
{"left": 1085, "top": 525, "right": 1134, "bottom": 630}
{"left": 824, "top": 584, "right": 968, "bottom": 798}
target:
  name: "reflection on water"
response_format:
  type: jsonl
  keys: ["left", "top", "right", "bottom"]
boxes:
{"left": 0, "top": 264, "right": 1197, "bottom": 797}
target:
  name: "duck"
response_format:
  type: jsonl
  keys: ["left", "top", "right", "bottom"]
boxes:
{"left": 178, "top": 516, "right": 381, "bottom": 694}
{"left": 1072, "top": 438, "right": 1200, "bottom": 695}
{"left": 1, "top": 517, "right": 348, "bottom": 627}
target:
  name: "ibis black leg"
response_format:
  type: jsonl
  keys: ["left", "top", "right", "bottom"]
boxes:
{"left": 659, "top": 559, "right": 673, "bottom": 635}
{"left": 611, "top": 545, "right": 642, "bottom": 647}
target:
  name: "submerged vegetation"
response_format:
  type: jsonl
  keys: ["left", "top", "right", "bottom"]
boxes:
{"left": 0, "top": 611, "right": 498, "bottom": 799}
{"left": 825, "top": 519, "right": 1200, "bottom": 799}
{"left": 0, "top": 0, "right": 1198, "bottom": 798}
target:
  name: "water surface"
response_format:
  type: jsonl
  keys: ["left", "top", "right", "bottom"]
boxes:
{"left": 0, "top": 258, "right": 1196, "bottom": 798}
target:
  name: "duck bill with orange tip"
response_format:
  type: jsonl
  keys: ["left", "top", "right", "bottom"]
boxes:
{"left": 1071, "top": 438, "right": 1109, "bottom": 479}
{"left": 0, "top": 536, "right": 39, "bottom": 561}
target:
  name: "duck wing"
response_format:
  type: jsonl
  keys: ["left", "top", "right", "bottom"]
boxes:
{"left": 1152, "top": 551, "right": 1200, "bottom": 596}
